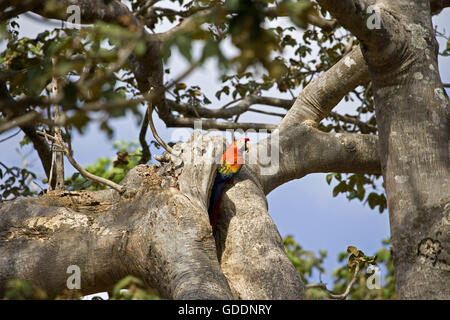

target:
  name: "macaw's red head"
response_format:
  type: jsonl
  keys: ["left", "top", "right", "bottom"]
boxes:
{"left": 221, "top": 138, "right": 250, "bottom": 167}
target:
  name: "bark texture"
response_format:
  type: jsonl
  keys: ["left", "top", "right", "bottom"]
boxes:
{"left": 0, "top": 135, "right": 236, "bottom": 299}
{"left": 319, "top": 0, "right": 450, "bottom": 299}
{"left": 0, "top": 125, "right": 381, "bottom": 299}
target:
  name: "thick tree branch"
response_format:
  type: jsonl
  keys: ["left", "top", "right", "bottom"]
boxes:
{"left": 279, "top": 46, "right": 369, "bottom": 130}
{"left": 138, "top": 109, "right": 151, "bottom": 165}
{"left": 0, "top": 164, "right": 234, "bottom": 299}
{"left": 248, "top": 46, "right": 377, "bottom": 193}
{"left": 316, "top": 0, "right": 390, "bottom": 50}
{"left": 166, "top": 117, "right": 277, "bottom": 131}
{"left": 215, "top": 166, "right": 306, "bottom": 299}
{"left": 30, "top": 0, "right": 136, "bottom": 25}
{"left": 252, "top": 128, "right": 380, "bottom": 195}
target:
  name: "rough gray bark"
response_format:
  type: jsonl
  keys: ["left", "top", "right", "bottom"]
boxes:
{"left": 0, "top": 124, "right": 380, "bottom": 299}
{"left": 0, "top": 135, "right": 236, "bottom": 299}
{"left": 319, "top": 0, "right": 450, "bottom": 299}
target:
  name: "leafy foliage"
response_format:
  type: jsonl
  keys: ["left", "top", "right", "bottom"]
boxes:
{"left": 1, "top": 20, "right": 144, "bottom": 137}
{"left": 331, "top": 239, "right": 396, "bottom": 299}
{"left": 109, "top": 276, "right": 160, "bottom": 300}
{"left": 283, "top": 235, "right": 326, "bottom": 284}
{"left": 1, "top": 276, "right": 159, "bottom": 300}
{"left": 284, "top": 236, "right": 396, "bottom": 300}
{"left": 326, "top": 173, "right": 387, "bottom": 213}
{"left": 65, "top": 140, "right": 146, "bottom": 191}
{"left": 2, "top": 279, "right": 48, "bottom": 300}
{"left": 0, "top": 162, "right": 38, "bottom": 201}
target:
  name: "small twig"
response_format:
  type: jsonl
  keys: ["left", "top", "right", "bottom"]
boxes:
{"left": 52, "top": 57, "right": 65, "bottom": 191}
{"left": 306, "top": 264, "right": 360, "bottom": 300}
{"left": 137, "top": 0, "right": 160, "bottom": 17}
{"left": 84, "top": 32, "right": 142, "bottom": 89}
{"left": 165, "top": 62, "right": 200, "bottom": 92}
{"left": 247, "top": 108, "right": 286, "bottom": 118}
{"left": 329, "top": 112, "right": 377, "bottom": 134}
{"left": 220, "top": 98, "right": 243, "bottom": 109}
{"left": 37, "top": 131, "right": 125, "bottom": 194}
{"left": 0, "top": 129, "right": 21, "bottom": 143}
{"left": 138, "top": 108, "right": 151, "bottom": 164}
{"left": 47, "top": 135, "right": 55, "bottom": 193}
{"left": 63, "top": 148, "right": 125, "bottom": 194}
{"left": 147, "top": 102, "right": 174, "bottom": 155}
{"left": 0, "top": 111, "right": 40, "bottom": 134}
{"left": 142, "top": 62, "right": 200, "bottom": 156}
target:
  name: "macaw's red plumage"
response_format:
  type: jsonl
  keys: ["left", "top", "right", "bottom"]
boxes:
{"left": 208, "top": 138, "right": 249, "bottom": 232}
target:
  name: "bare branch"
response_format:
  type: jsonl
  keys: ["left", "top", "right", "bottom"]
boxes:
{"left": 279, "top": 46, "right": 369, "bottom": 130}
{"left": 148, "top": 103, "right": 174, "bottom": 155}
{"left": 36, "top": 131, "right": 125, "bottom": 193}
{"left": 306, "top": 263, "right": 360, "bottom": 300}
{"left": 0, "top": 111, "right": 40, "bottom": 134}
{"left": 51, "top": 58, "right": 65, "bottom": 191}
{"left": 329, "top": 112, "right": 377, "bottom": 134}
{"left": 167, "top": 117, "right": 277, "bottom": 131}
{"left": 138, "top": 109, "right": 151, "bottom": 165}
{"left": 247, "top": 108, "right": 285, "bottom": 118}
{"left": 265, "top": 6, "right": 338, "bottom": 32}
{"left": 0, "top": 129, "right": 21, "bottom": 143}
{"left": 64, "top": 148, "right": 125, "bottom": 193}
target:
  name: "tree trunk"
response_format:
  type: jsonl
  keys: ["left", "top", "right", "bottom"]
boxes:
{"left": 318, "top": 0, "right": 450, "bottom": 299}
{"left": 369, "top": 2, "right": 450, "bottom": 299}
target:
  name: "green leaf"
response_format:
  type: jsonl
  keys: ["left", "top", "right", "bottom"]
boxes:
{"left": 134, "top": 40, "right": 147, "bottom": 56}
{"left": 175, "top": 33, "right": 193, "bottom": 62}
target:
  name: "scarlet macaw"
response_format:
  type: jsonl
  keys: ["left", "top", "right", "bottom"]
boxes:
{"left": 208, "top": 138, "right": 250, "bottom": 231}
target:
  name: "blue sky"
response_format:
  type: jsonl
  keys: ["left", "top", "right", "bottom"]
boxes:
{"left": 0, "top": 5, "right": 449, "bottom": 290}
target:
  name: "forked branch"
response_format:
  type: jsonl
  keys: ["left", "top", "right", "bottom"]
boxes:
{"left": 37, "top": 130, "right": 125, "bottom": 193}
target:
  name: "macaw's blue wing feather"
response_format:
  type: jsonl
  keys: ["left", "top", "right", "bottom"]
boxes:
{"left": 208, "top": 175, "right": 227, "bottom": 230}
